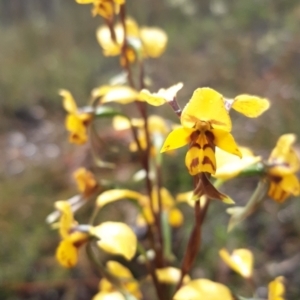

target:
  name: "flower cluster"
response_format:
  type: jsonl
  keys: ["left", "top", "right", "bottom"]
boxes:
{"left": 47, "top": 0, "right": 300, "bottom": 299}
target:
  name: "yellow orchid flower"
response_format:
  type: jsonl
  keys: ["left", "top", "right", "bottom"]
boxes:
{"left": 54, "top": 201, "right": 89, "bottom": 268}
{"left": 161, "top": 87, "right": 242, "bottom": 176}
{"left": 73, "top": 167, "right": 98, "bottom": 198}
{"left": 267, "top": 134, "right": 300, "bottom": 203}
{"left": 96, "top": 18, "right": 167, "bottom": 63}
{"left": 213, "top": 146, "right": 262, "bottom": 180}
{"left": 219, "top": 248, "right": 253, "bottom": 278}
{"left": 268, "top": 276, "right": 285, "bottom": 300}
{"left": 59, "top": 89, "right": 92, "bottom": 145}
{"left": 75, "top": 0, "right": 124, "bottom": 19}
{"left": 93, "top": 261, "right": 142, "bottom": 300}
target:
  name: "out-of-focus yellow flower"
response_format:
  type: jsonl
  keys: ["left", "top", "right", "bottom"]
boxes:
{"left": 113, "top": 115, "right": 174, "bottom": 157}
{"left": 219, "top": 248, "right": 253, "bottom": 278}
{"left": 267, "top": 134, "right": 300, "bottom": 203}
{"left": 155, "top": 267, "right": 190, "bottom": 285}
{"left": 89, "top": 222, "right": 137, "bottom": 260}
{"left": 97, "top": 18, "right": 167, "bottom": 62}
{"left": 161, "top": 88, "right": 241, "bottom": 176}
{"left": 75, "top": 0, "right": 124, "bottom": 19}
{"left": 268, "top": 276, "right": 285, "bottom": 300}
{"left": 59, "top": 89, "right": 92, "bottom": 145}
{"left": 73, "top": 168, "right": 98, "bottom": 198}
{"left": 173, "top": 278, "right": 232, "bottom": 300}
{"left": 93, "top": 261, "right": 141, "bottom": 300}
{"left": 96, "top": 187, "right": 183, "bottom": 227}
{"left": 137, "top": 187, "right": 184, "bottom": 227}
{"left": 55, "top": 201, "right": 89, "bottom": 268}
{"left": 213, "top": 146, "right": 261, "bottom": 180}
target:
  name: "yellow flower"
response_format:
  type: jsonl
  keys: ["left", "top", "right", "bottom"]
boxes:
{"left": 75, "top": 0, "right": 124, "bottom": 19}
{"left": 268, "top": 276, "right": 285, "bottom": 300}
{"left": 93, "top": 261, "right": 142, "bottom": 300}
{"left": 173, "top": 278, "right": 232, "bottom": 300}
{"left": 267, "top": 134, "right": 300, "bottom": 203}
{"left": 96, "top": 187, "right": 183, "bottom": 227}
{"left": 219, "top": 248, "right": 253, "bottom": 278}
{"left": 73, "top": 168, "right": 98, "bottom": 198}
{"left": 137, "top": 187, "right": 184, "bottom": 227}
{"left": 96, "top": 18, "right": 167, "bottom": 62}
{"left": 113, "top": 115, "right": 174, "bottom": 157}
{"left": 213, "top": 146, "right": 262, "bottom": 180}
{"left": 59, "top": 89, "right": 92, "bottom": 145}
{"left": 54, "top": 201, "right": 89, "bottom": 268}
{"left": 161, "top": 88, "right": 241, "bottom": 176}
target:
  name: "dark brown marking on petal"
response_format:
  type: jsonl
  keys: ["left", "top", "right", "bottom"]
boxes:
{"left": 190, "top": 130, "right": 200, "bottom": 142}
{"left": 190, "top": 157, "right": 200, "bottom": 170}
{"left": 202, "top": 156, "right": 216, "bottom": 172}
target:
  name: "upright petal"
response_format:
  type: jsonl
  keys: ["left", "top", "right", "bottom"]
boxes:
{"left": 181, "top": 88, "right": 231, "bottom": 131}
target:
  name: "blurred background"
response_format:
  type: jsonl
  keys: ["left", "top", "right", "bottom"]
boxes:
{"left": 1, "top": 0, "right": 300, "bottom": 299}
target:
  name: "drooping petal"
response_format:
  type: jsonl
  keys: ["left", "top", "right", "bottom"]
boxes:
{"left": 193, "top": 173, "right": 234, "bottom": 204}
{"left": 90, "top": 222, "right": 137, "bottom": 260}
{"left": 156, "top": 267, "right": 190, "bottom": 284}
{"left": 56, "top": 239, "right": 78, "bottom": 268}
{"left": 96, "top": 189, "right": 144, "bottom": 208}
{"left": 60, "top": 89, "right": 78, "bottom": 114}
{"left": 140, "top": 27, "right": 168, "bottom": 58}
{"left": 232, "top": 94, "right": 270, "bottom": 117}
{"left": 219, "top": 248, "right": 253, "bottom": 278}
{"left": 160, "top": 127, "right": 193, "bottom": 152}
{"left": 268, "top": 276, "right": 285, "bottom": 300}
{"left": 173, "top": 278, "right": 232, "bottom": 300}
{"left": 181, "top": 88, "right": 231, "bottom": 132}
{"left": 211, "top": 129, "right": 242, "bottom": 158}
